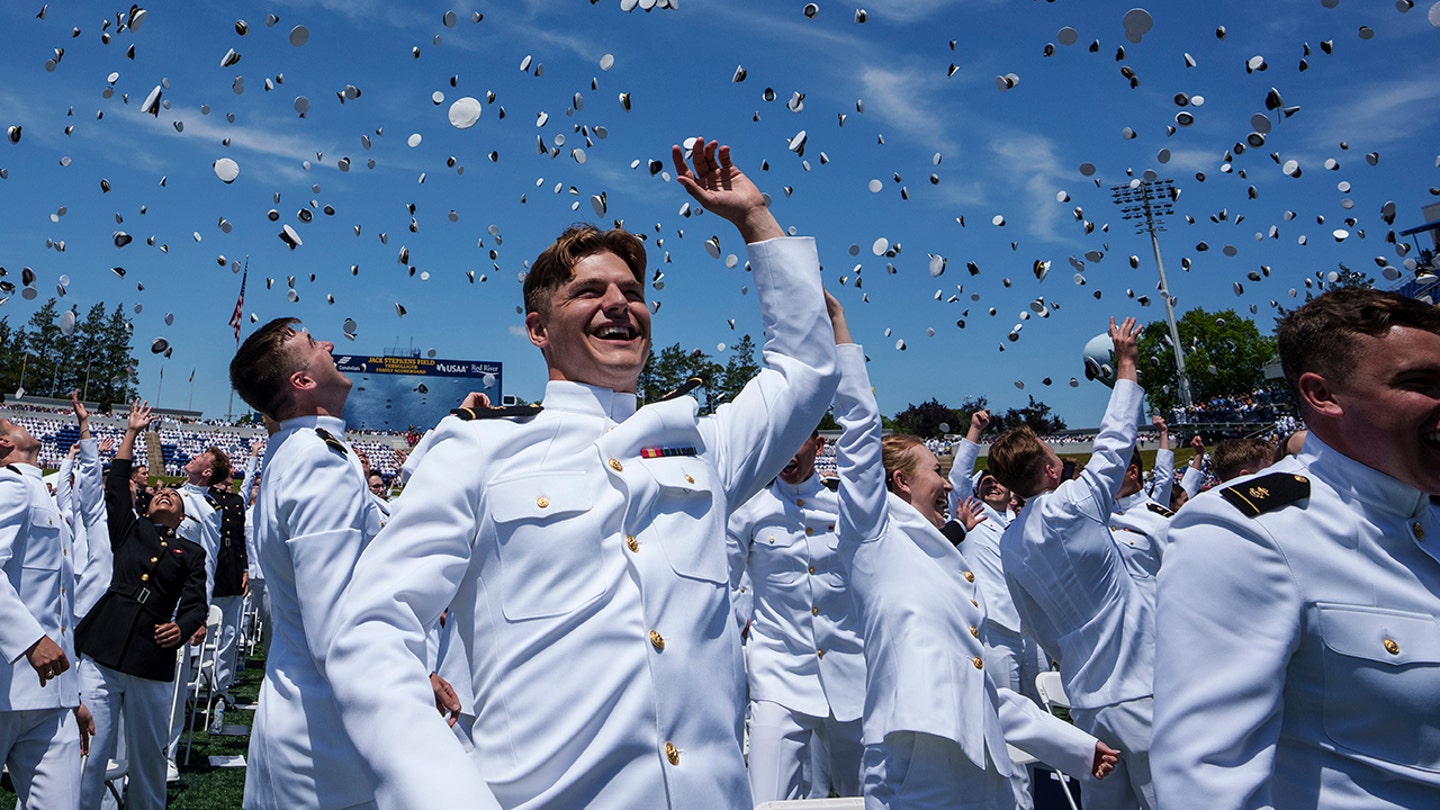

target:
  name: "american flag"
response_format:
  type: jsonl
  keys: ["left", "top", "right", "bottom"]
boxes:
{"left": 229, "top": 257, "right": 248, "bottom": 344}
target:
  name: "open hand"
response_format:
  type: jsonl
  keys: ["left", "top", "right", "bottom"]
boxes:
{"left": 671, "top": 138, "right": 780, "bottom": 242}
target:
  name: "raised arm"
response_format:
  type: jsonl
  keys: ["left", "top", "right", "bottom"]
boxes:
{"left": 830, "top": 296, "right": 887, "bottom": 547}
{"left": 683, "top": 139, "right": 838, "bottom": 506}
{"left": 1067, "top": 319, "right": 1145, "bottom": 518}
{"left": 948, "top": 410, "right": 989, "bottom": 516}
{"left": 1148, "top": 415, "right": 1175, "bottom": 505}
{"left": 1179, "top": 435, "right": 1206, "bottom": 497}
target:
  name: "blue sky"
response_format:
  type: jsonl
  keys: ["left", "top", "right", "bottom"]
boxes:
{"left": 1, "top": 0, "right": 1437, "bottom": 426}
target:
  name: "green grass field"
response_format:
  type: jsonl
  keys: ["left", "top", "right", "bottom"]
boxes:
{"left": 1, "top": 647, "right": 263, "bottom": 809}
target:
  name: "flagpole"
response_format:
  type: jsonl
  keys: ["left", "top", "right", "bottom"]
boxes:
{"left": 227, "top": 255, "right": 250, "bottom": 423}
{"left": 157, "top": 362, "right": 164, "bottom": 406}
{"left": 188, "top": 370, "right": 195, "bottom": 412}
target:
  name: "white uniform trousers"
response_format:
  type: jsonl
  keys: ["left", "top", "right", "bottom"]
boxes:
{"left": 79, "top": 656, "right": 172, "bottom": 810}
{"left": 1070, "top": 698, "right": 1156, "bottom": 810}
{"left": 0, "top": 706, "right": 79, "bottom": 809}
{"left": 212, "top": 595, "right": 244, "bottom": 696}
{"left": 861, "top": 732, "right": 1015, "bottom": 810}
{"left": 166, "top": 639, "right": 202, "bottom": 761}
{"left": 747, "top": 699, "right": 863, "bottom": 802}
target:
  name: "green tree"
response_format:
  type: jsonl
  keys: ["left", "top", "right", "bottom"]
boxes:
{"left": 891, "top": 398, "right": 964, "bottom": 437}
{"left": 1139, "top": 307, "right": 1278, "bottom": 413}
{"left": 990, "top": 395, "right": 1067, "bottom": 435}
{"left": 716, "top": 334, "right": 759, "bottom": 406}
{"left": 23, "top": 298, "right": 63, "bottom": 398}
{"left": 637, "top": 342, "right": 724, "bottom": 413}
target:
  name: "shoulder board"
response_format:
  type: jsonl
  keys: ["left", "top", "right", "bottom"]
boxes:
{"left": 3, "top": 464, "right": 21, "bottom": 476}
{"left": 1146, "top": 502, "right": 1174, "bottom": 518}
{"left": 820, "top": 477, "right": 840, "bottom": 492}
{"left": 1219, "top": 472, "right": 1309, "bottom": 518}
{"left": 659, "top": 375, "right": 708, "bottom": 403}
{"left": 312, "top": 427, "right": 349, "bottom": 456}
{"left": 450, "top": 404, "right": 544, "bottom": 421}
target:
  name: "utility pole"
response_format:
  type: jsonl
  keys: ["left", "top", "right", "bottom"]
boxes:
{"left": 1112, "top": 173, "right": 1194, "bottom": 410}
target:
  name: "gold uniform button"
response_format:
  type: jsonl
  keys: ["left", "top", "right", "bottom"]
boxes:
{"left": 768, "top": 536, "right": 776, "bottom": 544}
{"left": 664, "top": 742, "right": 680, "bottom": 765}
{"left": 969, "top": 625, "right": 979, "bottom": 638}
{"left": 811, "top": 607, "right": 820, "bottom": 616}
{"left": 1384, "top": 638, "right": 1400, "bottom": 655}
{"left": 683, "top": 474, "right": 695, "bottom": 484}
{"left": 141, "top": 574, "right": 150, "bottom": 582}
{"left": 625, "top": 535, "right": 640, "bottom": 553}
{"left": 1414, "top": 522, "right": 1425, "bottom": 541}
{"left": 805, "top": 527, "right": 814, "bottom": 536}
{"left": 649, "top": 630, "right": 665, "bottom": 651}
{"left": 160, "top": 541, "right": 168, "bottom": 548}
{"left": 808, "top": 566, "right": 816, "bottom": 575}
{"left": 150, "top": 556, "right": 158, "bottom": 563}
{"left": 964, "top": 571, "right": 975, "bottom": 582}
{"left": 970, "top": 599, "right": 979, "bottom": 607}
{"left": 608, "top": 458, "right": 624, "bottom": 473}
{"left": 536, "top": 496, "right": 550, "bottom": 509}
{"left": 972, "top": 657, "right": 984, "bottom": 669}
{"left": 62, "top": 548, "right": 68, "bottom": 556}
{"left": 797, "top": 498, "right": 805, "bottom": 507}
{"left": 817, "top": 649, "right": 825, "bottom": 658}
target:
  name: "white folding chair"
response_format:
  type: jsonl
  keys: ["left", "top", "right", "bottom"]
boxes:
{"left": 182, "top": 605, "right": 225, "bottom": 763}
{"left": 1034, "top": 671, "right": 1082, "bottom": 810}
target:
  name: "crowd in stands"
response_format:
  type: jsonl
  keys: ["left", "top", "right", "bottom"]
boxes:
{"left": 1168, "top": 387, "right": 1293, "bottom": 425}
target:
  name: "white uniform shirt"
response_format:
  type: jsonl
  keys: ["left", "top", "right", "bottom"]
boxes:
{"left": 70, "top": 438, "right": 112, "bottom": 620}
{"left": 245, "top": 415, "right": 380, "bottom": 809}
{"left": 1000, "top": 379, "right": 1155, "bottom": 711}
{"left": 1155, "top": 435, "right": 1440, "bottom": 809}
{"left": 727, "top": 473, "right": 865, "bottom": 721}
{"left": 1109, "top": 489, "right": 1172, "bottom": 603}
{"left": 178, "top": 482, "right": 220, "bottom": 603}
{"left": 0, "top": 463, "right": 79, "bottom": 711}
{"left": 326, "top": 236, "right": 839, "bottom": 809}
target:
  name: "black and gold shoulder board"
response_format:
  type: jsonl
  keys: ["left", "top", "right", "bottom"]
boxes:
{"left": 659, "top": 376, "right": 708, "bottom": 403}
{"left": 1147, "top": 502, "right": 1175, "bottom": 518}
{"left": 312, "top": 427, "right": 349, "bottom": 456}
{"left": 1220, "top": 472, "right": 1309, "bottom": 518}
{"left": 450, "top": 404, "right": 544, "bottom": 421}
{"left": 821, "top": 477, "right": 840, "bottom": 492}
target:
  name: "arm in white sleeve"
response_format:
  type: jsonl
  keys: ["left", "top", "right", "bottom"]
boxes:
{"left": 725, "top": 509, "right": 755, "bottom": 631}
{"left": 1152, "top": 502, "right": 1299, "bottom": 809}
{"left": 1148, "top": 448, "right": 1175, "bottom": 506}
{"left": 833, "top": 343, "right": 887, "bottom": 547}
{"left": 996, "top": 686, "right": 1100, "bottom": 781}
{"left": 1064, "top": 379, "right": 1145, "bottom": 521}
{"left": 698, "top": 237, "right": 839, "bottom": 510}
{"left": 73, "top": 438, "right": 106, "bottom": 529}
{"left": 56, "top": 457, "right": 75, "bottom": 516}
{"left": 948, "top": 438, "right": 982, "bottom": 518}
{"left": 0, "top": 478, "right": 47, "bottom": 663}
{"left": 1180, "top": 464, "right": 1205, "bottom": 498}
{"left": 326, "top": 425, "right": 501, "bottom": 808}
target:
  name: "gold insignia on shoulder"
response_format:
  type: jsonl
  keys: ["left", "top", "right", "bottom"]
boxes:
{"left": 1220, "top": 472, "right": 1309, "bottom": 518}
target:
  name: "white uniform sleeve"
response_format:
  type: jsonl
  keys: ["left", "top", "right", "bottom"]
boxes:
{"left": 1152, "top": 498, "right": 1300, "bottom": 809}
{"left": 996, "top": 686, "right": 1099, "bottom": 780}
{"left": 0, "top": 477, "right": 46, "bottom": 664}
{"left": 74, "top": 438, "right": 106, "bottom": 529}
{"left": 698, "top": 237, "right": 839, "bottom": 509}
{"left": 948, "top": 438, "right": 982, "bottom": 518}
{"left": 56, "top": 457, "right": 75, "bottom": 516}
{"left": 326, "top": 425, "right": 501, "bottom": 808}
{"left": 725, "top": 507, "right": 754, "bottom": 631}
{"left": 833, "top": 344, "right": 887, "bottom": 546}
{"left": 1180, "top": 464, "right": 1205, "bottom": 498}
{"left": 180, "top": 485, "right": 221, "bottom": 603}
{"left": 1062, "top": 379, "right": 1144, "bottom": 521}
{"left": 1148, "top": 448, "right": 1175, "bottom": 506}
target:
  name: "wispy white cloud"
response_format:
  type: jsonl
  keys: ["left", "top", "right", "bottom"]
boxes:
{"left": 1306, "top": 76, "right": 1440, "bottom": 150}
{"left": 987, "top": 130, "right": 1073, "bottom": 243}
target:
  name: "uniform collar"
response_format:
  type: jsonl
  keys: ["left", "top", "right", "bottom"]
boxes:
{"left": 773, "top": 473, "right": 824, "bottom": 499}
{"left": 278, "top": 414, "right": 348, "bottom": 436}
{"left": 1114, "top": 490, "right": 1153, "bottom": 514}
{"left": 1301, "top": 433, "right": 1429, "bottom": 518}
{"left": 6, "top": 462, "right": 41, "bottom": 479}
{"left": 542, "top": 380, "right": 637, "bottom": 422}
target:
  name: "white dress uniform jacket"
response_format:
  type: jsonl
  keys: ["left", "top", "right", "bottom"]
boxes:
{"left": 1154, "top": 434, "right": 1440, "bottom": 809}
{"left": 831, "top": 344, "right": 1010, "bottom": 772}
{"left": 68, "top": 438, "right": 112, "bottom": 621}
{"left": 244, "top": 415, "right": 380, "bottom": 809}
{"left": 726, "top": 474, "right": 865, "bottom": 722}
{"left": 177, "top": 483, "right": 220, "bottom": 603}
{"left": 326, "top": 236, "right": 839, "bottom": 809}
{"left": 0, "top": 463, "right": 79, "bottom": 711}
{"left": 1000, "top": 379, "right": 1155, "bottom": 712}
{"left": 1109, "top": 489, "right": 1172, "bottom": 603}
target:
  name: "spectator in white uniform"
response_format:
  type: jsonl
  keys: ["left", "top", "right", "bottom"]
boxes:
{"left": 1155, "top": 288, "right": 1440, "bottom": 808}
{"left": 324, "top": 138, "right": 839, "bottom": 809}
{"left": 989, "top": 318, "right": 1157, "bottom": 810}
{"left": 727, "top": 429, "right": 865, "bottom": 801}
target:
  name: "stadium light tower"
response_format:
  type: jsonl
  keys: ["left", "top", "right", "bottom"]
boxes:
{"left": 1112, "top": 173, "right": 1193, "bottom": 410}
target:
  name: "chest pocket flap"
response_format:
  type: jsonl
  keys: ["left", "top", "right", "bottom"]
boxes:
{"left": 488, "top": 471, "right": 603, "bottom": 621}
{"left": 1318, "top": 603, "right": 1440, "bottom": 666}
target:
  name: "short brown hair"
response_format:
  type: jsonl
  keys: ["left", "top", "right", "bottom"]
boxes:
{"left": 1211, "top": 438, "right": 1275, "bottom": 482}
{"left": 523, "top": 225, "right": 646, "bottom": 316}
{"left": 1277, "top": 288, "right": 1440, "bottom": 405}
{"left": 203, "top": 446, "right": 232, "bottom": 487}
{"left": 881, "top": 435, "right": 925, "bottom": 492}
{"left": 987, "top": 426, "right": 1050, "bottom": 497}
{"left": 231, "top": 318, "right": 305, "bottom": 420}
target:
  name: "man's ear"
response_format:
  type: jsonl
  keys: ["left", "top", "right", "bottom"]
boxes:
{"left": 814, "top": 436, "right": 827, "bottom": 452}
{"left": 289, "top": 368, "right": 316, "bottom": 393}
{"left": 525, "top": 311, "right": 549, "bottom": 351}
{"left": 1296, "top": 371, "right": 1343, "bottom": 419}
